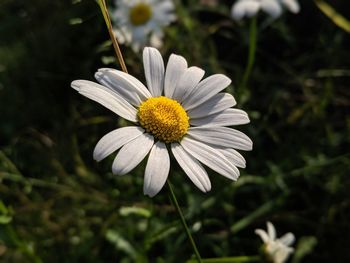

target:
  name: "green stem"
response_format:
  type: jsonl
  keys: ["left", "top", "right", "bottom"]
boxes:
{"left": 239, "top": 16, "right": 257, "bottom": 93}
{"left": 97, "top": 0, "right": 128, "bottom": 73}
{"left": 167, "top": 180, "right": 202, "bottom": 263}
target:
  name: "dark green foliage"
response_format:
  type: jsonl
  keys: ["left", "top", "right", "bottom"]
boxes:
{"left": 0, "top": 0, "right": 349, "bottom": 262}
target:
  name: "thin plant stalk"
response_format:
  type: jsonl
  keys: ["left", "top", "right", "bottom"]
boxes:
{"left": 97, "top": 0, "right": 128, "bottom": 73}
{"left": 239, "top": 16, "right": 257, "bottom": 93}
{"left": 167, "top": 180, "right": 203, "bottom": 263}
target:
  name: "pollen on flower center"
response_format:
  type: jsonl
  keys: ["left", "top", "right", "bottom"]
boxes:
{"left": 138, "top": 96, "right": 189, "bottom": 143}
{"left": 129, "top": 3, "right": 152, "bottom": 26}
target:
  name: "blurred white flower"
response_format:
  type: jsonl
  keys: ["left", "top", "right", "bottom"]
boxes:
{"left": 71, "top": 47, "right": 252, "bottom": 197}
{"left": 280, "top": 0, "right": 300, "bottom": 14}
{"left": 255, "top": 221, "right": 295, "bottom": 263}
{"left": 231, "top": 0, "right": 300, "bottom": 21}
{"left": 111, "top": 0, "right": 176, "bottom": 52}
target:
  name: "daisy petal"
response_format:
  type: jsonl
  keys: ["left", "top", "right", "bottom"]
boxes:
{"left": 144, "top": 141, "right": 170, "bottom": 197}
{"left": 190, "top": 109, "right": 250, "bottom": 127}
{"left": 171, "top": 143, "right": 211, "bottom": 192}
{"left": 188, "top": 127, "right": 253, "bottom": 151}
{"left": 154, "top": 0, "right": 175, "bottom": 14}
{"left": 112, "top": 133, "right": 154, "bottom": 175}
{"left": 187, "top": 93, "right": 236, "bottom": 119}
{"left": 180, "top": 137, "right": 239, "bottom": 180}
{"left": 132, "top": 26, "right": 148, "bottom": 46}
{"left": 231, "top": 1, "right": 247, "bottom": 20}
{"left": 219, "top": 148, "right": 246, "bottom": 168}
{"left": 261, "top": 0, "right": 282, "bottom": 18}
{"left": 182, "top": 74, "right": 231, "bottom": 110}
{"left": 71, "top": 80, "right": 137, "bottom": 122}
{"left": 232, "top": 0, "right": 260, "bottom": 20}
{"left": 95, "top": 68, "right": 151, "bottom": 107}
{"left": 279, "top": 233, "right": 295, "bottom": 246}
{"left": 267, "top": 221, "right": 277, "bottom": 240}
{"left": 93, "top": 126, "right": 145, "bottom": 162}
{"left": 172, "top": 67, "right": 205, "bottom": 102}
{"left": 245, "top": 0, "right": 261, "bottom": 17}
{"left": 164, "top": 54, "right": 188, "bottom": 98}
{"left": 281, "top": 0, "right": 300, "bottom": 13}
{"left": 255, "top": 229, "right": 270, "bottom": 243}
{"left": 149, "top": 32, "right": 164, "bottom": 49}
{"left": 153, "top": 1, "right": 176, "bottom": 24}
{"left": 143, "top": 47, "right": 165, "bottom": 97}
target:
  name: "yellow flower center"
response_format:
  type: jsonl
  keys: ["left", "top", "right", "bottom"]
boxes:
{"left": 129, "top": 3, "right": 152, "bottom": 26}
{"left": 138, "top": 97, "right": 189, "bottom": 143}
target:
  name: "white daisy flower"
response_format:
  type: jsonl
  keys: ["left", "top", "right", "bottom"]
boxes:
{"left": 71, "top": 47, "right": 252, "bottom": 197}
{"left": 111, "top": 0, "right": 176, "bottom": 52}
{"left": 231, "top": 0, "right": 300, "bottom": 21}
{"left": 255, "top": 221, "right": 295, "bottom": 263}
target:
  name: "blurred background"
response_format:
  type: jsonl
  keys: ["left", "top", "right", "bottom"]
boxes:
{"left": 0, "top": 0, "right": 349, "bottom": 262}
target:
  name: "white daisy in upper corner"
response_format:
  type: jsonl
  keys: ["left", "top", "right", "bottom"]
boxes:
{"left": 255, "top": 221, "right": 296, "bottom": 263}
{"left": 111, "top": 0, "right": 176, "bottom": 52}
{"left": 231, "top": 0, "right": 300, "bottom": 21}
{"left": 71, "top": 47, "right": 252, "bottom": 197}
{"left": 279, "top": 0, "right": 300, "bottom": 14}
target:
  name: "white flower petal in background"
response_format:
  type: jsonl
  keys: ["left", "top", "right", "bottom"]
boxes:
{"left": 112, "top": 133, "right": 154, "bottom": 175}
{"left": 244, "top": 0, "right": 262, "bottom": 17}
{"left": 261, "top": 0, "right": 282, "bottom": 18}
{"left": 279, "top": 232, "right": 295, "bottom": 246}
{"left": 152, "top": 1, "right": 176, "bottom": 25}
{"left": 93, "top": 126, "right": 145, "bottom": 161}
{"left": 71, "top": 80, "right": 137, "bottom": 122}
{"left": 280, "top": 0, "right": 300, "bottom": 13}
{"left": 255, "top": 229, "right": 270, "bottom": 243}
{"left": 231, "top": 0, "right": 300, "bottom": 20}
{"left": 232, "top": 0, "right": 261, "bottom": 21}
{"left": 231, "top": 1, "right": 247, "bottom": 21}
{"left": 143, "top": 47, "right": 165, "bottom": 97}
{"left": 72, "top": 47, "right": 251, "bottom": 196}
{"left": 267, "top": 221, "right": 277, "bottom": 240}
{"left": 144, "top": 141, "right": 170, "bottom": 197}
{"left": 255, "top": 221, "right": 295, "bottom": 263}
{"left": 149, "top": 30, "right": 164, "bottom": 49}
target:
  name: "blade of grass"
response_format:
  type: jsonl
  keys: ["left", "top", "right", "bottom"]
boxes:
{"left": 314, "top": 0, "right": 350, "bottom": 33}
{"left": 230, "top": 198, "right": 283, "bottom": 234}
{"left": 97, "top": 0, "right": 128, "bottom": 73}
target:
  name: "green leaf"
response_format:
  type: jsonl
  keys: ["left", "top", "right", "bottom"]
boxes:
{"left": 230, "top": 198, "right": 283, "bottom": 234}
{"left": 0, "top": 215, "right": 12, "bottom": 224}
{"left": 69, "top": 18, "right": 83, "bottom": 25}
{"left": 314, "top": 0, "right": 350, "bottom": 33}
{"left": 0, "top": 200, "right": 8, "bottom": 214}
{"left": 105, "top": 230, "right": 138, "bottom": 259}
{"left": 292, "top": 236, "right": 318, "bottom": 263}
{"left": 119, "top": 206, "right": 151, "bottom": 218}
